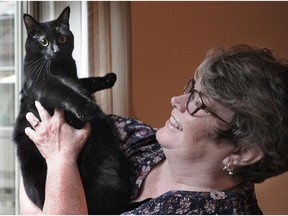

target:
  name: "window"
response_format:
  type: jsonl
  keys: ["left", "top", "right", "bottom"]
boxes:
{"left": 0, "top": 1, "right": 16, "bottom": 214}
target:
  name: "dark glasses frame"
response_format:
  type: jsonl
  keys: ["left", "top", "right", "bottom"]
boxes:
{"left": 183, "top": 79, "right": 231, "bottom": 125}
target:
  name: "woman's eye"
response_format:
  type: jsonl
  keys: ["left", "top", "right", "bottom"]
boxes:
{"left": 195, "top": 98, "right": 202, "bottom": 108}
{"left": 40, "top": 38, "right": 49, "bottom": 47}
{"left": 58, "top": 35, "right": 67, "bottom": 43}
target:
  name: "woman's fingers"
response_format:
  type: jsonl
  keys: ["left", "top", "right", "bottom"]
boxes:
{"left": 26, "top": 112, "right": 39, "bottom": 128}
{"left": 24, "top": 126, "right": 37, "bottom": 142}
{"left": 25, "top": 101, "right": 50, "bottom": 130}
{"left": 24, "top": 100, "right": 90, "bottom": 161}
{"left": 25, "top": 101, "right": 50, "bottom": 145}
{"left": 75, "top": 122, "right": 91, "bottom": 141}
{"left": 35, "top": 100, "right": 51, "bottom": 121}
{"left": 54, "top": 108, "right": 65, "bottom": 122}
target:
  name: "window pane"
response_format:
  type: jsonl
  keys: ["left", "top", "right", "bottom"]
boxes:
{"left": 0, "top": 1, "right": 16, "bottom": 214}
{"left": 0, "top": 1, "right": 15, "bottom": 127}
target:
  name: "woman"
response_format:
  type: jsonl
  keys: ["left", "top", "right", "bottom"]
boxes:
{"left": 21, "top": 44, "right": 288, "bottom": 214}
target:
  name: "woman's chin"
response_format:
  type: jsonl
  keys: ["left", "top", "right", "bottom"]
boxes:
{"left": 156, "top": 120, "right": 181, "bottom": 148}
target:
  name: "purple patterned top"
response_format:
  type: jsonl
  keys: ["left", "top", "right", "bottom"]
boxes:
{"left": 110, "top": 115, "right": 263, "bottom": 215}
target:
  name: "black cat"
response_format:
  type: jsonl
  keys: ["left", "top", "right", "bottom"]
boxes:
{"left": 13, "top": 7, "right": 130, "bottom": 214}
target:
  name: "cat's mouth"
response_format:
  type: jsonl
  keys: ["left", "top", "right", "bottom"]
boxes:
{"left": 45, "top": 54, "right": 65, "bottom": 62}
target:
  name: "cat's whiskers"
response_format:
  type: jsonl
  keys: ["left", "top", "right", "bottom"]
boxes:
{"left": 26, "top": 57, "right": 44, "bottom": 72}
{"left": 27, "top": 57, "right": 47, "bottom": 84}
{"left": 34, "top": 60, "right": 46, "bottom": 83}
{"left": 40, "top": 59, "right": 52, "bottom": 78}
{"left": 27, "top": 57, "right": 55, "bottom": 85}
{"left": 26, "top": 57, "right": 45, "bottom": 70}
{"left": 44, "top": 60, "right": 53, "bottom": 77}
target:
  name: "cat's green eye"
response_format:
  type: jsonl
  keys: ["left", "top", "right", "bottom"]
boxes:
{"left": 59, "top": 35, "right": 67, "bottom": 43}
{"left": 40, "top": 38, "right": 49, "bottom": 47}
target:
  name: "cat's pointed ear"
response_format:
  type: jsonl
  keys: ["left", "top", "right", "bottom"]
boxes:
{"left": 23, "top": 14, "right": 40, "bottom": 34}
{"left": 57, "top": 6, "right": 70, "bottom": 27}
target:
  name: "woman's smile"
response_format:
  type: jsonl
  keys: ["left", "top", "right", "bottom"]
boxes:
{"left": 169, "top": 116, "right": 183, "bottom": 131}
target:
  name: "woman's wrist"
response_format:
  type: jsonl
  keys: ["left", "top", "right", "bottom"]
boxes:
{"left": 44, "top": 155, "right": 88, "bottom": 215}
{"left": 45, "top": 153, "right": 78, "bottom": 168}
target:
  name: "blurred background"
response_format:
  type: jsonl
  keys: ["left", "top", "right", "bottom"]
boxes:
{"left": 0, "top": 1, "right": 287, "bottom": 214}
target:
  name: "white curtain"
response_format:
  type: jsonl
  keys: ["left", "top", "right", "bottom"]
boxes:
{"left": 88, "top": 2, "right": 131, "bottom": 116}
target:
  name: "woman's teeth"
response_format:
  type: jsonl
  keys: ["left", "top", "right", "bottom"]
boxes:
{"left": 170, "top": 116, "right": 183, "bottom": 131}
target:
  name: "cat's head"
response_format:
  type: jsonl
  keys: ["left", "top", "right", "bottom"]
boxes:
{"left": 23, "top": 6, "right": 74, "bottom": 62}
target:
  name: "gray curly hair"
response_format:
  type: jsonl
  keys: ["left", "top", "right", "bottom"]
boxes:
{"left": 195, "top": 44, "right": 288, "bottom": 183}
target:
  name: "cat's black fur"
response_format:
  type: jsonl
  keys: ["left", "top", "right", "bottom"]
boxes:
{"left": 13, "top": 7, "right": 130, "bottom": 214}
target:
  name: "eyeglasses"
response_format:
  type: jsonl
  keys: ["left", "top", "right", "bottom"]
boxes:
{"left": 183, "top": 79, "right": 231, "bottom": 125}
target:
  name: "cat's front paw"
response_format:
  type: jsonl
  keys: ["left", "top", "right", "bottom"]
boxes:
{"left": 77, "top": 102, "right": 100, "bottom": 121}
{"left": 104, "top": 73, "right": 117, "bottom": 88}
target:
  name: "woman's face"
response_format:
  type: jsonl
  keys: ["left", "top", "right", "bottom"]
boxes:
{"left": 156, "top": 78, "right": 235, "bottom": 163}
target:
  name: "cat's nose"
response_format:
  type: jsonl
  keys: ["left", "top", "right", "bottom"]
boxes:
{"left": 52, "top": 44, "right": 60, "bottom": 54}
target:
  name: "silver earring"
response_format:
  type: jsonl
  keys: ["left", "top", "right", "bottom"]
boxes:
{"left": 223, "top": 163, "right": 234, "bottom": 175}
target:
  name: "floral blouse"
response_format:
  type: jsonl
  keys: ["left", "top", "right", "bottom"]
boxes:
{"left": 109, "top": 115, "right": 263, "bottom": 215}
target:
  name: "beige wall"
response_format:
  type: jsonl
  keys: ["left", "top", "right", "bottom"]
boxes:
{"left": 130, "top": 1, "right": 288, "bottom": 214}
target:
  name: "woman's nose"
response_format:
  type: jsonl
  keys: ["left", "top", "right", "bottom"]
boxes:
{"left": 171, "top": 94, "right": 188, "bottom": 113}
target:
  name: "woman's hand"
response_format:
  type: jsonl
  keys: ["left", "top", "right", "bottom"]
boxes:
{"left": 25, "top": 101, "right": 91, "bottom": 163}
{"left": 23, "top": 101, "right": 90, "bottom": 214}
